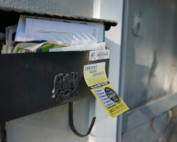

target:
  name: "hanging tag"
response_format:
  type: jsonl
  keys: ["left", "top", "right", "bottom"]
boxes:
{"left": 84, "top": 62, "right": 129, "bottom": 118}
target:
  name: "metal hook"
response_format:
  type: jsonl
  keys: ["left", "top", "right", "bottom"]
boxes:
{"left": 69, "top": 102, "right": 96, "bottom": 137}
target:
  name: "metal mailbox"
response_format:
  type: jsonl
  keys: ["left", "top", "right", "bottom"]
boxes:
{"left": 0, "top": 7, "right": 117, "bottom": 122}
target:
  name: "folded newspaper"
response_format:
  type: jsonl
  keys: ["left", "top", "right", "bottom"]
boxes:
{"left": 13, "top": 41, "right": 106, "bottom": 53}
{"left": 13, "top": 41, "right": 70, "bottom": 53}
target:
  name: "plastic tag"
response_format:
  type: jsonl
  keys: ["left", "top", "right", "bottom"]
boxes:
{"left": 84, "top": 62, "right": 129, "bottom": 118}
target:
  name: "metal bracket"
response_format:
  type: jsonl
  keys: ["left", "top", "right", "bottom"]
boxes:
{"left": 69, "top": 102, "right": 96, "bottom": 137}
{"left": 52, "top": 72, "right": 95, "bottom": 137}
{"left": 52, "top": 72, "right": 79, "bottom": 100}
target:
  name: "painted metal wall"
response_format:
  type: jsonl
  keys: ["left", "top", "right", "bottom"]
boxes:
{"left": 120, "top": 0, "right": 177, "bottom": 142}
{"left": 123, "top": 0, "right": 177, "bottom": 109}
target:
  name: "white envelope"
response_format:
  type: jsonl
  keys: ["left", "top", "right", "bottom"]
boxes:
{"left": 15, "top": 16, "right": 104, "bottom": 45}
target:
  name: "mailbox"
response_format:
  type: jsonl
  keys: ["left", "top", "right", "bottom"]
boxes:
{"left": 0, "top": 7, "right": 117, "bottom": 122}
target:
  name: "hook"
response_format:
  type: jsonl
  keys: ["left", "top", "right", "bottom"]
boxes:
{"left": 69, "top": 102, "right": 96, "bottom": 137}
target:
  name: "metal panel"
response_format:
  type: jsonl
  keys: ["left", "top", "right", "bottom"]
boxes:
{"left": 120, "top": 0, "right": 177, "bottom": 142}
{"left": 123, "top": 93, "right": 177, "bottom": 132}
{"left": 123, "top": 0, "right": 177, "bottom": 109}
{"left": 0, "top": 52, "right": 109, "bottom": 122}
{"left": 117, "top": 0, "right": 130, "bottom": 141}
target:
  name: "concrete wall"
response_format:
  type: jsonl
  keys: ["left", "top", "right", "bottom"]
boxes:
{"left": 6, "top": 99, "right": 90, "bottom": 142}
{"left": 0, "top": 0, "right": 94, "bottom": 17}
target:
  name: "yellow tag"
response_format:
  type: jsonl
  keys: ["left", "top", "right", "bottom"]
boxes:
{"left": 84, "top": 62, "right": 129, "bottom": 118}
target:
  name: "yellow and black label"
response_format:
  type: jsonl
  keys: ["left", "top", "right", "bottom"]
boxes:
{"left": 84, "top": 62, "right": 129, "bottom": 118}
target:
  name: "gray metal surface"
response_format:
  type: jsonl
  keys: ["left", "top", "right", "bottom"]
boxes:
{"left": 120, "top": 0, "right": 177, "bottom": 142}
{"left": 122, "top": 111, "right": 176, "bottom": 142}
{"left": 117, "top": 0, "right": 130, "bottom": 142}
{"left": 123, "top": 0, "right": 177, "bottom": 109}
{"left": 123, "top": 93, "right": 177, "bottom": 132}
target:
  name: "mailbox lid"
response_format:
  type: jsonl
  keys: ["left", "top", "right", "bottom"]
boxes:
{"left": 0, "top": 6, "right": 117, "bottom": 31}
